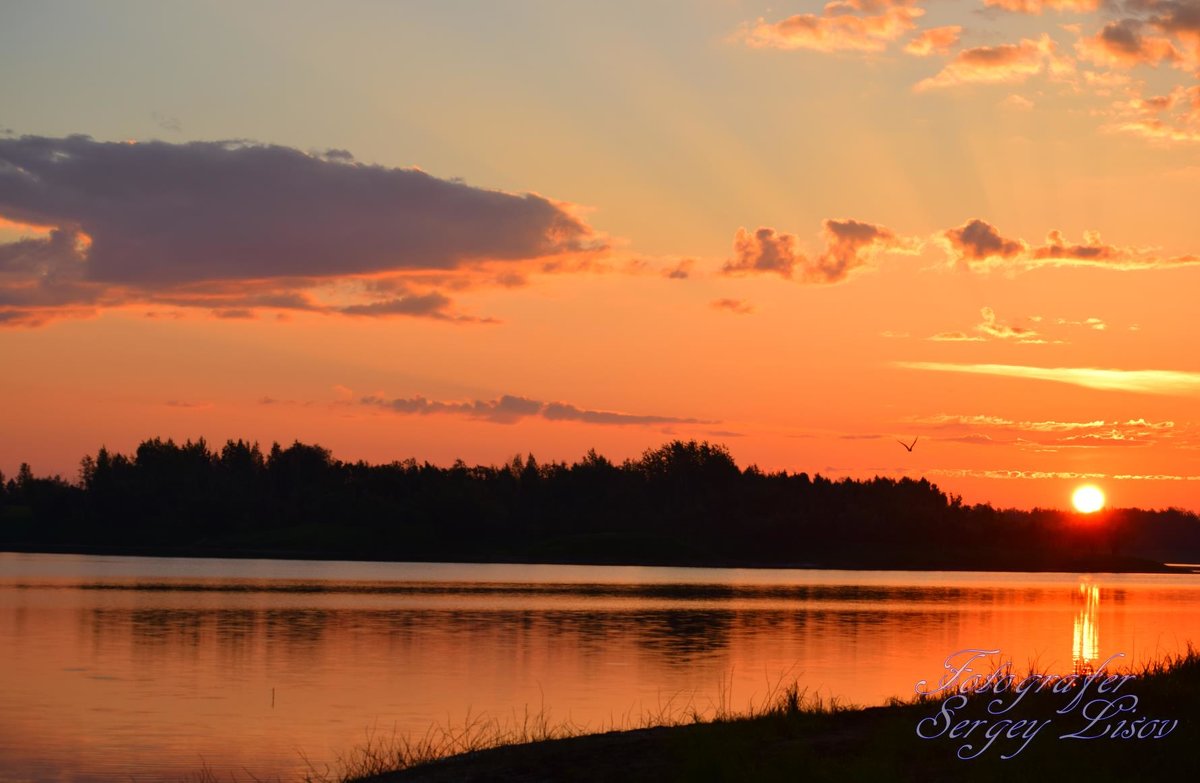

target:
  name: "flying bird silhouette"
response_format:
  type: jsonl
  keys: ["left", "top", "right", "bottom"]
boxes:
{"left": 897, "top": 437, "right": 918, "bottom": 452}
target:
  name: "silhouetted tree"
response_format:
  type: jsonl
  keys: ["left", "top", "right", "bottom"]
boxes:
{"left": 1, "top": 438, "right": 1196, "bottom": 570}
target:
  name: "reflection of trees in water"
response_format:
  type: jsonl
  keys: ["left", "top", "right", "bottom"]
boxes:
{"left": 625, "top": 610, "right": 734, "bottom": 659}
{"left": 80, "top": 585, "right": 991, "bottom": 672}
{"left": 362, "top": 609, "right": 735, "bottom": 661}
{"left": 81, "top": 605, "right": 739, "bottom": 664}
{"left": 260, "top": 609, "right": 329, "bottom": 645}
{"left": 803, "top": 608, "right": 962, "bottom": 645}
{"left": 86, "top": 607, "right": 332, "bottom": 657}
{"left": 92, "top": 607, "right": 207, "bottom": 643}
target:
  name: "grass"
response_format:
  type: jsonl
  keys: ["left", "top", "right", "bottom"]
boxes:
{"left": 319, "top": 676, "right": 852, "bottom": 782}
{"left": 184, "top": 648, "right": 1200, "bottom": 782}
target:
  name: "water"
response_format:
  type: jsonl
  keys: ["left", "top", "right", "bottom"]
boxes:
{"left": 3, "top": 552, "right": 1200, "bottom": 781}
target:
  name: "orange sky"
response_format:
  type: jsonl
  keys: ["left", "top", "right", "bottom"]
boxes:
{"left": 1, "top": 0, "right": 1198, "bottom": 511}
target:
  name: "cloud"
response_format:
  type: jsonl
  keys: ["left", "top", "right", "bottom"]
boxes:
{"left": 165, "top": 399, "right": 213, "bottom": 410}
{"left": 664, "top": 259, "right": 695, "bottom": 279}
{"left": 928, "top": 307, "right": 1046, "bottom": 343}
{"left": 940, "top": 219, "right": 1025, "bottom": 266}
{"left": 1104, "top": 83, "right": 1200, "bottom": 142}
{"left": 362, "top": 393, "right": 709, "bottom": 426}
{"left": 929, "top": 467, "right": 1200, "bottom": 481}
{"left": 1133, "top": 0, "right": 1200, "bottom": 50}
{"left": 896, "top": 361, "right": 1200, "bottom": 395}
{"left": 908, "top": 412, "right": 1182, "bottom": 451}
{"left": 724, "top": 219, "right": 918, "bottom": 283}
{"left": 982, "top": 0, "right": 1101, "bottom": 13}
{"left": 816, "top": 218, "right": 917, "bottom": 281}
{"left": 740, "top": 0, "right": 924, "bottom": 53}
{"left": 927, "top": 468, "right": 1107, "bottom": 481}
{"left": 1056, "top": 315, "right": 1107, "bottom": 330}
{"left": 913, "top": 413, "right": 1176, "bottom": 433}
{"left": 1076, "top": 19, "right": 1182, "bottom": 67}
{"left": 0, "top": 226, "right": 88, "bottom": 275}
{"left": 338, "top": 291, "right": 495, "bottom": 323}
{"left": 726, "top": 227, "right": 801, "bottom": 277}
{"left": 977, "top": 306, "right": 1046, "bottom": 341}
{"left": 904, "top": 26, "right": 962, "bottom": 57}
{"left": 929, "top": 331, "right": 986, "bottom": 342}
{"left": 1063, "top": 2, "right": 1200, "bottom": 142}
{"left": 914, "top": 35, "right": 1066, "bottom": 91}
{"left": 0, "top": 135, "right": 598, "bottom": 284}
{"left": 0, "top": 135, "right": 602, "bottom": 325}
{"left": 710, "top": 298, "right": 755, "bottom": 315}
{"left": 939, "top": 219, "right": 1200, "bottom": 270}
{"left": 1000, "top": 93, "right": 1036, "bottom": 110}
{"left": 939, "top": 434, "right": 1002, "bottom": 445}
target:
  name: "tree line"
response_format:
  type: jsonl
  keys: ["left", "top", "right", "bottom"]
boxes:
{"left": 1, "top": 438, "right": 1198, "bottom": 570}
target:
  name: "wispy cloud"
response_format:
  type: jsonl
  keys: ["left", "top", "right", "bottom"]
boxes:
{"left": 897, "top": 361, "right": 1200, "bottom": 395}
{"left": 928, "top": 307, "right": 1048, "bottom": 343}
{"left": 912, "top": 413, "right": 1176, "bottom": 433}
{"left": 914, "top": 35, "right": 1070, "bottom": 92}
{"left": 165, "top": 400, "right": 214, "bottom": 410}
{"left": 929, "top": 468, "right": 1200, "bottom": 481}
{"left": 338, "top": 292, "right": 497, "bottom": 323}
{"left": 907, "top": 413, "right": 1184, "bottom": 451}
{"left": 362, "top": 394, "right": 710, "bottom": 427}
{"left": 1102, "top": 83, "right": 1200, "bottom": 143}
{"left": 739, "top": 0, "right": 924, "bottom": 54}
{"left": 930, "top": 330, "right": 986, "bottom": 342}
{"left": 982, "top": 0, "right": 1100, "bottom": 13}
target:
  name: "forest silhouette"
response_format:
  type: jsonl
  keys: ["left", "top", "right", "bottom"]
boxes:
{"left": 2, "top": 438, "right": 1198, "bottom": 571}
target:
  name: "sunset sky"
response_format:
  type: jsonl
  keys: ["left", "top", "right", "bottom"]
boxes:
{"left": 2, "top": 0, "right": 1198, "bottom": 511}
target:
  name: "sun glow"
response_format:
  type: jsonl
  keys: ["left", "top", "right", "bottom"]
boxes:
{"left": 1072, "top": 485, "right": 1106, "bottom": 514}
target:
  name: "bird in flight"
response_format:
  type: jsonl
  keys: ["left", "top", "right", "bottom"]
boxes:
{"left": 897, "top": 437, "right": 918, "bottom": 452}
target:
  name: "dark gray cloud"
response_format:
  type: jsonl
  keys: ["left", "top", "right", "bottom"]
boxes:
{"left": 362, "top": 393, "right": 708, "bottom": 426}
{"left": 0, "top": 134, "right": 603, "bottom": 325}
{"left": 1129, "top": 0, "right": 1200, "bottom": 38}
{"left": 0, "top": 134, "right": 599, "bottom": 285}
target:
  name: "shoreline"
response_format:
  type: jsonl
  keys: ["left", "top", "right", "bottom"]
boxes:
{"left": 345, "top": 652, "right": 1200, "bottom": 782}
{"left": 0, "top": 543, "right": 1189, "bottom": 575}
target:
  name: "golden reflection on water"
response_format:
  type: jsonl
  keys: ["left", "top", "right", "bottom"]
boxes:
{"left": 1072, "top": 580, "right": 1101, "bottom": 675}
{"left": 3, "top": 554, "right": 1200, "bottom": 781}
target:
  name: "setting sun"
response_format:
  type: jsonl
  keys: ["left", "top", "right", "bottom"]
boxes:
{"left": 1072, "top": 485, "right": 1106, "bottom": 514}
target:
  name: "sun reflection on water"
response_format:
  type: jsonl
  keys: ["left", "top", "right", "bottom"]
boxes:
{"left": 1073, "top": 580, "right": 1100, "bottom": 675}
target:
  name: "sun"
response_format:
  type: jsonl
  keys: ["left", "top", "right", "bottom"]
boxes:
{"left": 1072, "top": 485, "right": 1106, "bottom": 514}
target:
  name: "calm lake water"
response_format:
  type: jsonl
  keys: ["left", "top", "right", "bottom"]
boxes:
{"left": 3, "top": 552, "right": 1200, "bottom": 781}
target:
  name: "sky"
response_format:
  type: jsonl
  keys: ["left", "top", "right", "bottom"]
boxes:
{"left": 1, "top": 0, "right": 1199, "bottom": 511}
